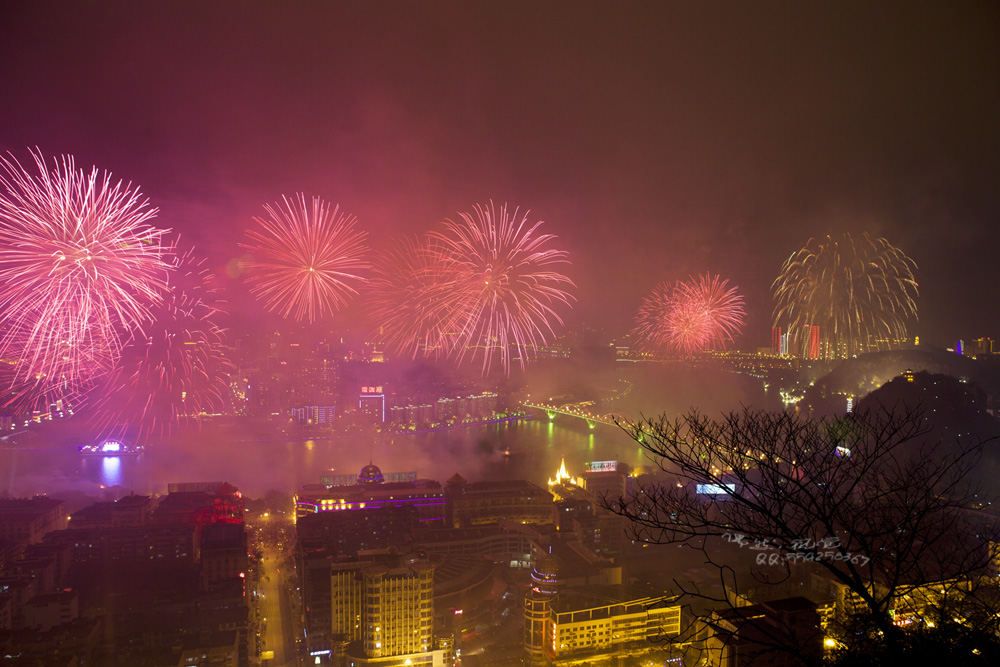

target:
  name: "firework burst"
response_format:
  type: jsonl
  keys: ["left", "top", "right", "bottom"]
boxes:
{"left": 365, "top": 236, "right": 468, "bottom": 360}
{"left": 0, "top": 345, "right": 82, "bottom": 415}
{"left": 0, "top": 150, "right": 173, "bottom": 406}
{"left": 427, "top": 202, "right": 575, "bottom": 374}
{"left": 87, "top": 249, "right": 233, "bottom": 442}
{"left": 240, "top": 194, "right": 368, "bottom": 323}
{"left": 634, "top": 274, "right": 745, "bottom": 355}
{"left": 632, "top": 283, "right": 674, "bottom": 351}
{"left": 772, "top": 233, "right": 918, "bottom": 357}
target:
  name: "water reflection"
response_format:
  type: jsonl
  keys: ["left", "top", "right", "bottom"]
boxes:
{"left": 0, "top": 420, "right": 652, "bottom": 497}
{"left": 1, "top": 365, "right": 775, "bottom": 498}
{"left": 100, "top": 456, "right": 122, "bottom": 487}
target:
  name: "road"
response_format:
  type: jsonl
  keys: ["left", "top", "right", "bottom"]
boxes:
{"left": 254, "top": 512, "right": 302, "bottom": 667}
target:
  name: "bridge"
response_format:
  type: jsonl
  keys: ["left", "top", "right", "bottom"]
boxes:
{"left": 521, "top": 380, "right": 634, "bottom": 430}
{"left": 521, "top": 401, "right": 622, "bottom": 429}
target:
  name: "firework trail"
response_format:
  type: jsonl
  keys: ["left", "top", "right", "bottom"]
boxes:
{"left": 669, "top": 275, "right": 746, "bottom": 354}
{"left": 87, "top": 248, "right": 233, "bottom": 442}
{"left": 240, "top": 194, "right": 368, "bottom": 323}
{"left": 0, "top": 150, "right": 173, "bottom": 407}
{"left": 0, "top": 344, "right": 81, "bottom": 415}
{"left": 634, "top": 274, "right": 745, "bottom": 355}
{"left": 632, "top": 282, "right": 674, "bottom": 351}
{"left": 427, "top": 202, "right": 575, "bottom": 374}
{"left": 365, "top": 236, "right": 468, "bottom": 360}
{"left": 772, "top": 233, "right": 918, "bottom": 357}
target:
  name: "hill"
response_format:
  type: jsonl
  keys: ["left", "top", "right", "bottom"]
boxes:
{"left": 813, "top": 348, "right": 1000, "bottom": 399}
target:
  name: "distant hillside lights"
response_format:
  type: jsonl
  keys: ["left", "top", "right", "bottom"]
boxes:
{"left": 771, "top": 326, "right": 917, "bottom": 360}
{"left": 780, "top": 390, "right": 803, "bottom": 407}
{"left": 952, "top": 337, "right": 995, "bottom": 357}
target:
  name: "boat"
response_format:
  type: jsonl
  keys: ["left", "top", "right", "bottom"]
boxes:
{"left": 79, "top": 439, "right": 144, "bottom": 457}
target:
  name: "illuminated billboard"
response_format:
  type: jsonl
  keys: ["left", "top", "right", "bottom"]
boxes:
{"left": 696, "top": 483, "right": 736, "bottom": 495}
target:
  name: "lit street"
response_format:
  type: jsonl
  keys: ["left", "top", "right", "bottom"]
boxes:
{"left": 254, "top": 512, "right": 301, "bottom": 667}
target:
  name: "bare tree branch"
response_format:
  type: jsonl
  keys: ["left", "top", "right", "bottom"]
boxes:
{"left": 604, "top": 404, "right": 1000, "bottom": 662}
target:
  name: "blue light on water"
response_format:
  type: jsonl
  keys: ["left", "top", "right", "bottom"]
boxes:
{"left": 101, "top": 456, "right": 122, "bottom": 487}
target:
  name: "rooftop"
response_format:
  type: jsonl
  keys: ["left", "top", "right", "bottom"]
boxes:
{"left": 552, "top": 583, "right": 674, "bottom": 614}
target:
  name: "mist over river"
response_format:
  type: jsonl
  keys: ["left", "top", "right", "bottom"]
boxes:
{"left": 1, "top": 363, "right": 777, "bottom": 498}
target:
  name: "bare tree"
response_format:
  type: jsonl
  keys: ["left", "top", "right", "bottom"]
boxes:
{"left": 607, "top": 405, "right": 999, "bottom": 663}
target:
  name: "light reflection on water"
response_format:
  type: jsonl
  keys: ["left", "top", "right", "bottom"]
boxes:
{"left": 0, "top": 419, "right": 639, "bottom": 498}
{"left": 0, "top": 365, "right": 775, "bottom": 498}
{"left": 100, "top": 456, "right": 122, "bottom": 488}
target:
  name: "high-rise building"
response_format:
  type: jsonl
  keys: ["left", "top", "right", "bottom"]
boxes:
{"left": 67, "top": 495, "right": 152, "bottom": 530}
{"left": 360, "top": 560, "right": 434, "bottom": 658}
{"left": 290, "top": 404, "right": 336, "bottom": 425}
{"left": 327, "top": 553, "right": 448, "bottom": 666}
{"left": 706, "top": 597, "right": 821, "bottom": 666}
{"left": 805, "top": 326, "right": 820, "bottom": 359}
{"left": 581, "top": 460, "right": 629, "bottom": 503}
{"left": 524, "top": 557, "right": 559, "bottom": 665}
{"left": 200, "top": 522, "right": 248, "bottom": 592}
{"left": 973, "top": 337, "right": 995, "bottom": 356}
{"left": 359, "top": 386, "right": 386, "bottom": 423}
{"left": 156, "top": 482, "right": 244, "bottom": 526}
{"left": 444, "top": 476, "right": 554, "bottom": 528}
{"left": 0, "top": 498, "right": 68, "bottom": 546}
{"left": 522, "top": 555, "right": 682, "bottom": 664}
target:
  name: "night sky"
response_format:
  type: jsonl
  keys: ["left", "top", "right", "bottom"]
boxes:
{"left": 1, "top": 1, "right": 997, "bottom": 349}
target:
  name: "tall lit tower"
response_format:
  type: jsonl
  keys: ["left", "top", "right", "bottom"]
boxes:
{"left": 359, "top": 385, "right": 386, "bottom": 422}
{"left": 524, "top": 556, "right": 559, "bottom": 664}
{"left": 802, "top": 326, "right": 820, "bottom": 359}
{"left": 771, "top": 326, "right": 785, "bottom": 355}
{"left": 330, "top": 554, "right": 436, "bottom": 664}
{"left": 362, "top": 560, "right": 434, "bottom": 658}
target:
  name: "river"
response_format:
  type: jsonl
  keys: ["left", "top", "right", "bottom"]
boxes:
{"left": 0, "top": 363, "right": 777, "bottom": 499}
{"left": 0, "top": 418, "right": 644, "bottom": 498}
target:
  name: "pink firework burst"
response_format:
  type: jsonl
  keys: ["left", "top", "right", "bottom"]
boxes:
{"left": 240, "top": 194, "right": 368, "bottom": 323}
{"left": 365, "top": 235, "right": 468, "bottom": 361}
{"left": 427, "top": 202, "right": 575, "bottom": 374}
{"left": 634, "top": 274, "right": 745, "bottom": 355}
{"left": 633, "top": 283, "right": 675, "bottom": 351}
{"left": 87, "top": 248, "right": 233, "bottom": 443}
{"left": 0, "top": 340, "right": 83, "bottom": 414}
{"left": 0, "top": 150, "right": 173, "bottom": 407}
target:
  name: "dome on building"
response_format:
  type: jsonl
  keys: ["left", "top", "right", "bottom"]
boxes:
{"left": 358, "top": 463, "right": 385, "bottom": 486}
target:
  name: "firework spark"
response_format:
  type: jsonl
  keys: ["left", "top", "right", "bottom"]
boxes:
{"left": 240, "top": 194, "right": 368, "bottom": 323}
{"left": 0, "top": 150, "right": 173, "bottom": 406}
{"left": 632, "top": 283, "right": 674, "bottom": 352}
{"left": 0, "top": 345, "right": 82, "bottom": 415}
{"left": 365, "top": 236, "right": 468, "bottom": 360}
{"left": 772, "top": 233, "right": 918, "bottom": 357}
{"left": 427, "top": 202, "right": 575, "bottom": 374}
{"left": 669, "top": 275, "right": 746, "bottom": 354}
{"left": 634, "top": 274, "right": 745, "bottom": 355}
{"left": 88, "top": 249, "right": 233, "bottom": 442}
